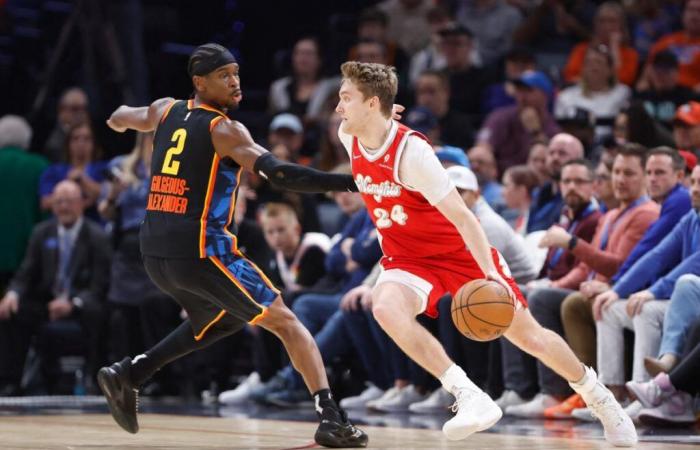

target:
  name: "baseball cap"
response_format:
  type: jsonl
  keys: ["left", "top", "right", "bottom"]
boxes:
{"left": 679, "top": 150, "right": 697, "bottom": 172}
{"left": 436, "top": 146, "right": 470, "bottom": 167}
{"left": 447, "top": 165, "right": 479, "bottom": 191}
{"left": 674, "top": 102, "right": 700, "bottom": 127}
{"left": 405, "top": 106, "right": 438, "bottom": 135}
{"left": 270, "top": 113, "right": 303, "bottom": 134}
{"left": 512, "top": 70, "right": 553, "bottom": 97}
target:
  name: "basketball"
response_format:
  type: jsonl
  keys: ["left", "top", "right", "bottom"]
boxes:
{"left": 451, "top": 279, "right": 515, "bottom": 342}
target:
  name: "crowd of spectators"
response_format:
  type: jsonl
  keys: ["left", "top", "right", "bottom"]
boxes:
{"left": 1, "top": 0, "right": 700, "bottom": 430}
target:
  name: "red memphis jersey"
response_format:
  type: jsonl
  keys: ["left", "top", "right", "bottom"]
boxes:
{"left": 350, "top": 122, "right": 465, "bottom": 259}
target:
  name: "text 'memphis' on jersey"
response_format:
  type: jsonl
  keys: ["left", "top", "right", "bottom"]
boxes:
{"left": 140, "top": 99, "right": 242, "bottom": 259}
{"left": 350, "top": 123, "right": 465, "bottom": 259}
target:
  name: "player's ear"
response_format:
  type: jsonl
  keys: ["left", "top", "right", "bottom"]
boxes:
{"left": 192, "top": 75, "right": 205, "bottom": 93}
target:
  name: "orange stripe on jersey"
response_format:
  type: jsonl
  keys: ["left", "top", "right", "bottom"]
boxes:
{"left": 199, "top": 154, "right": 220, "bottom": 258}
{"left": 209, "top": 115, "right": 225, "bottom": 132}
{"left": 208, "top": 256, "right": 264, "bottom": 309}
{"left": 194, "top": 309, "right": 226, "bottom": 341}
{"left": 187, "top": 98, "right": 226, "bottom": 117}
{"left": 249, "top": 308, "right": 269, "bottom": 326}
{"left": 160, "top": 100, "right": 178, "bottom": 124}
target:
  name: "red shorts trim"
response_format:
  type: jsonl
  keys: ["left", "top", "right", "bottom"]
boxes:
{"left": 380, "top": 247, "right": 527, "bottom": 318}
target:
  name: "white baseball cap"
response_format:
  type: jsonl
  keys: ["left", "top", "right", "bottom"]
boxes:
{"left": 269, "top": 113, "right": 303, "bottom": 134}
{"left": 447, "top": 165, "right": 479, "bottom": 191}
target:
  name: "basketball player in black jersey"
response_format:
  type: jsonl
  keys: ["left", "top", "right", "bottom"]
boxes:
{"left": 97, "top": 43, "right": 367, "bottom": 448}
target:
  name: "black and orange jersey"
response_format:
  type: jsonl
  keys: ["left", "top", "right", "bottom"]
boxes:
{"left": 140, "top": 99, "right": 243, "bottom": 259}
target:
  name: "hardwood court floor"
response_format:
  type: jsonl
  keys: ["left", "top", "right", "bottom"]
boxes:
{"left": 0, "top": 413, "right": 696, "bottom": 450}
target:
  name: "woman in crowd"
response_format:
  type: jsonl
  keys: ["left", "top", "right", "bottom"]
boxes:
{"left": 556, "top": 44, "right": 631, "bottom": 143}
{"left": 39, "top": 121, "right": 106, "bottom": 219}
{"left": 564, "top": 2, "right": 639, "bottom": 86}
{"left": 268, "top": 37, "right": 337, "bottom": 123}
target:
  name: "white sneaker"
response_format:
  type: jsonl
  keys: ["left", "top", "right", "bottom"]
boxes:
{"left": 442, "top": 388, "right": 502, "bottom": 440}
{"left": 366, "top": 385, "right": 401, "bottom": 410}
{"left": 373, "top": 385, "right": 428, "bottom": 412}
{"left": 587, "top": 391, "right": 639, "bottom": 447}
{"left": 572, "top": 400, "right": 642, "bottom": 423}
{"left": 217, "top": 372, "right": 261, "bottom": 405}
{"left": 409, "top": 388, "right": 453, "bottom": 414}
{"left": 571, "top": 407, "right": 596, "bottom": 422}
{"left": 638, "top": 391, "right": 696, "bottom": 426}
{"left": 339, "top": 384, "right": 385, "bottom": 409}
{"left": 495, "top": 389, "right": 527, "bottom": 410}
{"left": 571, "top": 367, "right": 638, "bottom": 447}
{"left": 505, "top": 393, "right": 559, "bottom": 418}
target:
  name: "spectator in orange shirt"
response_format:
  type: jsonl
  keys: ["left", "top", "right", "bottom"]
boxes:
{"left": 638, "top": 0, "right": 700, "bottom": 91}
{"left": 563, "top": 2, "right": 639, "bottom": 87}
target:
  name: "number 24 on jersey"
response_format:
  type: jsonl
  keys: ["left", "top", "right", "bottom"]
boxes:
{"left": 374, "top": 205, "right": 408, "bottom": 228}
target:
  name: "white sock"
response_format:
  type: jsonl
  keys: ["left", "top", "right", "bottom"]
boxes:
{"left": 439, "top": 364, "right": 479, "bottom": 395}
{"left": 569, "top": 365, "right": 605, "bottom": 401}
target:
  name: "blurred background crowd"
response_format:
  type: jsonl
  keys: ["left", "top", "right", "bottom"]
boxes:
{"left": 1, "top": 0, "right": 700, "bottom": 430}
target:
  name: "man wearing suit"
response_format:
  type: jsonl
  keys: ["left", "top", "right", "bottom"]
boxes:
{"left": 0, "top": 180, "right": 111, "bottom": 395}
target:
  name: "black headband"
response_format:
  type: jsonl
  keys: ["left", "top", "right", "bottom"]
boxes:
{"left": 188, "top": 43, "right": 237, "bottom": 77}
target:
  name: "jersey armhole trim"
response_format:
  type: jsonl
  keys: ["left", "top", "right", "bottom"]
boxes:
{"left": 159, "top": 100, "right": 178, "bottom": 124}
{"left": 209, "top": 115, "right": 225, "bottom": 132}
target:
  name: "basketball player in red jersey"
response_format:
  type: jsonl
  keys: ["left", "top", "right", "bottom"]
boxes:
{"left": 335, "top": 61, "right": 637, "bottom": 447}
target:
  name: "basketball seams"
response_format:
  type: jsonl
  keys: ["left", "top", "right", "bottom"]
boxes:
{"left": 452, "top": 279, "right": 514, "bottom": 341}
{"left": 456, "top": 304, "right": 513, "bottom": 328}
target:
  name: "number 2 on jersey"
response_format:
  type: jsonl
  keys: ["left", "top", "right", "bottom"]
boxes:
{"left": 161, "top": 128, "right": 187, "bottom": 175}
{"left": 374, "top": 205, "right": 408, "bottom": 228}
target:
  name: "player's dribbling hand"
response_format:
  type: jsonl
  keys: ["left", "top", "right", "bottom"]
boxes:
{"left": 486, "top": 272, "right": 516, "bottom": 304}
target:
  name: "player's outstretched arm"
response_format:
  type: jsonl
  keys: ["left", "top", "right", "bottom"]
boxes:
{"left": 106, "top": 97, "right": 175, "bottom": 133}
{"left": 212, "top": 119, "right": 358, "bottom": 193}
{"left": 436, "top": 189, "right": 503, "bottom": 278}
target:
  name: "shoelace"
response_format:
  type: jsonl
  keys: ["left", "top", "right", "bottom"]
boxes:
{"left": 449, "top": 388, "right": 478, "bottom": 413}
{"left": 589, "top": 395, "right": 624, "bottom": 427}
{"left": 134, "top": 389, "right": 139, "bottom": 413}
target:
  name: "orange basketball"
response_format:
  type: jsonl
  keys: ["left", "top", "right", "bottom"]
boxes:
{"left": 451, "top": 279, "right": 515, "bottom": 342}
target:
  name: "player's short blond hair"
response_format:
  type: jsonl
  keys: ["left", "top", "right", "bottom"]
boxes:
{"left": 340, "top": 61, "right": 397, "bottom": 118}
{"left": 260, "top": 202, "right": 299, "bottom": 225}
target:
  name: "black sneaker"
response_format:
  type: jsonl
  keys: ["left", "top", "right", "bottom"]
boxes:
{"left": 97, "top": 357, "right": 139, "bottom": 434}
{"left": 315, "top": 407, "right": 368, "bottom": 448}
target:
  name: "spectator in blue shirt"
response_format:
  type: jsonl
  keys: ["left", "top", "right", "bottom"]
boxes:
{"left": 610, "top": 147, "right": 691, "bottom": 283}
{"left": 592, "top": 164, "right": 700, "bottom": 402}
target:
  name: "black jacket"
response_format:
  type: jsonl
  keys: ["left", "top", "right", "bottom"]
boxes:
{"left": 9, "top": 218, "right": 111, "bottom": 312}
